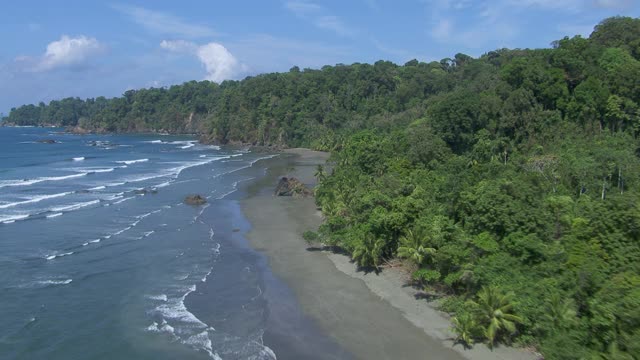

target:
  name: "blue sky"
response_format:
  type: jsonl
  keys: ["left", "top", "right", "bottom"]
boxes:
{"left": 0, "top": 0, "right": 638, "bottom": 113}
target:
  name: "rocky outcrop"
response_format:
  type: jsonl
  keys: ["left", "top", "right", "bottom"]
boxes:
{"left": 184, "top": 194, "right": 207, "bottom": 205}
{"left": 274, "top": 177, "right": 313, "bottom": 197}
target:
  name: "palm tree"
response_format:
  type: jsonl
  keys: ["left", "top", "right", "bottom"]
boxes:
{"left": 397, "top": 228, "right": 436, "bottom": 266}
{"left": 542, "top": 292, "right": 577, "bottom": 331}
{"left": 469, "top": 286, "right": 523, "bottom": 347}
{"left": 352, "top": 235, "right": 384, "bottom": 270}
{"left": 314, "top": 164, "right": 327, "bottom": 183}
{"left": 451, "top": 313, "right": 478, "bottom": 349}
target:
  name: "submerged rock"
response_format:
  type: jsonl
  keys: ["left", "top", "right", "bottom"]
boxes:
{"left": 184, "top": 194, "right": 207, "bottom": 205}
{"left": 134, "top": 189, "right": 158, "bottom": 195}
{"left": 274, "top": 177, "right": 313, "bottom": 197}
{"left": 36, "top": 139, "right": 59, "bottom": 144}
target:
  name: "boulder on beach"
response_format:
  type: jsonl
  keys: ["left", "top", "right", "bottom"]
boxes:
{"left": 184, "top": 194, "right": 207, "bottom": 205}
{"left": 274, "top": 177, "right": 313, "bottom": 197}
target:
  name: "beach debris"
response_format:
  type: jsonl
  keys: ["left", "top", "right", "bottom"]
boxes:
{"left": 184, "top": 194, "right": 207, "bottom": 205}
{"left": 274, "top": 177, "right": 313, "bottom": 197}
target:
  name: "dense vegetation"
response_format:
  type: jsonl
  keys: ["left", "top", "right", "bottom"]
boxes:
{"left": 5, "top": 16, "right": 640, "bottom": 359}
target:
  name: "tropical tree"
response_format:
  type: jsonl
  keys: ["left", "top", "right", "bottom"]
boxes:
{"left": 469, "top": 286, "right": 523, "bottom": 347}
{"left": 397, "top": 228, "right": 436, "bottom": 266}
{"left": 352, "top": 234, "right": 385, "bottom": 270}
{"left": 451, "top": 312, "right": 479, "bottom": 348}
{"left": 542, "top": 292, "right": 578, "bottom": 331}
{"left": 314, "top": 164, "right": 327, "bottom": 183}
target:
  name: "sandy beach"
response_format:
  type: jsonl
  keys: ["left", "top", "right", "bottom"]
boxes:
{"left": 241, "top": 149, "right": 539, "bottom": 360}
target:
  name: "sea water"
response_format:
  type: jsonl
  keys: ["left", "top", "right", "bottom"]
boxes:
{"left": 0, "top": 127, "right": 278, "bottom": 359}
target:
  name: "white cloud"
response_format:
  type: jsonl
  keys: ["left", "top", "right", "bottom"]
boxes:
{"left": 284, "top": 1, "right": 356, "bottom": 37}
{"left": 196, "top": 43, "right": 241, "bottom": 82}
{"left": 113, "top": 4, "right": 217, "bottom": 38}
{"left": 285, "top": 1, "right": 322, "bottom": 16}
{"left": 160, "top": 40, "right": 243, "bottom": 82}
{"left": 315, "top": 16, "right": 355, "bottom": 37}
{"left": 160, "top": 39, "right": 197, "bottom": 53}
{"left": 16, "top": 35, "right": 104, "bottom": 72}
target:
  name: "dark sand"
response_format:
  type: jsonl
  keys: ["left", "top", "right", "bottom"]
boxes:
{"left": 241, "top": 149, "right": 538, "bottom": 360}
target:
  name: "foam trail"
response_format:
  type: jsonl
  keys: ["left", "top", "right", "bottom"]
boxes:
{"left": 45, "top": 252, "right": 74, "bottom": 260}
{"left": 116, "top": 159, "right": 148, "bottom": 165}
{"left": 46, "top": 213, "right": 63, "bottom": 219}
{"left": 0, "top": 192, "right": 73, "bottom": 209}
{"left": 78, "top": 168, "right": 115, "bottom": 173}
{"left": 113, "top": 197, "right": 134, "bottom": 205}
{"left": 51, "top": 200, "right": 100, "bottom": 212}
{"left": 36, "top": 279, "right": 72, "bottom": 286}
{"left": 82, "top": 238, "right": 101, "bottom": 246}
{"left": 0, "top": 173, "right": 87, "bottom": 189}
{"left": 72, "top": 157, "right": 85, "bottom": 161}
{"left": 0, "top": 214, "right": 30, "bottom": 224}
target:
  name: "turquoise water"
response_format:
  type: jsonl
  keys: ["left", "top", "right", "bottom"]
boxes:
{"left": 0, "top": 127, "right": 283, "bottom": 359}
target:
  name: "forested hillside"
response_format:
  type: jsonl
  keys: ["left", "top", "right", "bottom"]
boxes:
{"left": 5, "top": 16, "right": 640, "bottom": 359}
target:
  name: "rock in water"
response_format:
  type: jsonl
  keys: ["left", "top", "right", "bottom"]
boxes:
{"left": 36, "top": 139, "right": 58, "bottom": 144}
{"left": 184, "top": 194, "right": 207, "bottom": 205}
{"left": 274, "top": 177, "right": 313, "bottom": 197}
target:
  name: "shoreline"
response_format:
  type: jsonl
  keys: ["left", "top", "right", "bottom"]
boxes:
{"left": 240, "top": 148, "right": 539, "bottom": 360}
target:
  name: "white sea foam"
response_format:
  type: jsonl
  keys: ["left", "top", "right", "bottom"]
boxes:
{"left": 137, "top": 212, "right": 153, "bottom": 220}
{"left": 113, "top": 197, "right": 134, "bottom": 205}
{"left": 0, "top": 173, "right": 87, "bottom": 189}
{"left": 72, "top": 157, "right": 85, "bottom": 161}
{"left": 116, "top": 158, "right": 148, "bottom": 165}
{"left": 184, "top": 331, "right": 215, "bottom": 358}
{"left": 80, "top": 168, "right": 115, "bottom": 173}
{"left": 0, "top": 214, "right": 30, "bottom": 224}
{"left": 0, "top": 192, "right": 73, "bottom": 209}
{"left": 37, "top": 279, "right": 72, "bottom": 285}
{"left": 45, "top": 252, "right": 73, "bottom": 260}
{"left": 89, "top": 185, "right": 106, "bottom": 190}
{"left": 146, "top": 320, "right": 176, "bottom": 336}
{"left": 50, "top": 200, "right": 100, "bottom": 212}
{"left": 113, "top": 226, "right": 132, "bottom": 236}
{"left": 126, "top": 173, "right": 171, "bottom": 184}
{"left": 155, "top": 180, "right": 172, "bottom": 188}
{"left": 46, "top": 213, "right": 63, "bottom": 219}
{"left": 143, "top": 231, "right": 155, "bottom": 238}
{"left": 146, "top": 294, "right": 168, "bottom": 302}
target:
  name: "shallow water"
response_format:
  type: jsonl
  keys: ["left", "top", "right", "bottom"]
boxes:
{"left": 0, "top": 127, "right": 283, "bottom": 359}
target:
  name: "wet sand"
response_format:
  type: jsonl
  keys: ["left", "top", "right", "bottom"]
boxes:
{"left": 241, "top": 149, "right": 538, "bottom": 360}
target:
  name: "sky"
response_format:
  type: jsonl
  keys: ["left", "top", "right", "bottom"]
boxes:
{"left": 0, "top": 0, "right": 638, "bottom": 114}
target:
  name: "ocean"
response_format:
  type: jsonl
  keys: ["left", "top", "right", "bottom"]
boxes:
{"left": 0, "top": 127, "right": 285, "bottom": 359}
